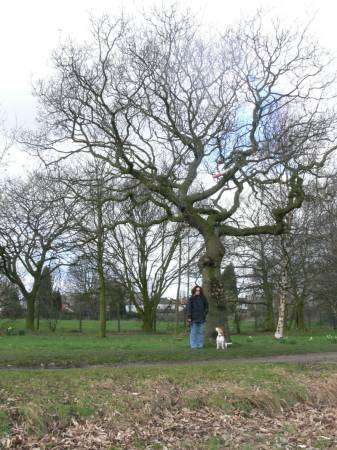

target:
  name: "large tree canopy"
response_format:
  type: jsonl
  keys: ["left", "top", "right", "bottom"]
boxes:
{"left": 30, "top": 9, "right": 337, "bottom": 337}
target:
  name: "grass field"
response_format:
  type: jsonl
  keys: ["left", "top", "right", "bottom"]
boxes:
{"left": 1, "top": 317, "right": 333, "bottom": 335}
{"left": 0, "top": 319, "right": 336, "bottom": 367}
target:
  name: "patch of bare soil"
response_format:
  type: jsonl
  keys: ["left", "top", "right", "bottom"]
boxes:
{"left": 1, "top": 351, "right": 337, "bottom": 370}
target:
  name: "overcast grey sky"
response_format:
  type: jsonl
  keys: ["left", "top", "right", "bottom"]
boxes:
{"left": 0, "top": 0, "right": 336, "bottom": 170}
{"left": 1, "top": 0, "right": 336, "bottom": 126}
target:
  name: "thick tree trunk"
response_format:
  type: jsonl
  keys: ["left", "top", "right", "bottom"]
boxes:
{"left": 24, "top": 273, "right": 44, "bottom": 331}
{"left": 142, "top": 308, "right": 155, "bottom": 332}
{"left": 140, "top": 293, "right": 155, "bottom": 332}
{"left": 26, "top": 294, "right": 35, "bottom": 330}
{"left": 199, "top": 234, "right": 230, "bottom": 341}
{"left": 142, "top": 319, "right": 154, "bottom": 332}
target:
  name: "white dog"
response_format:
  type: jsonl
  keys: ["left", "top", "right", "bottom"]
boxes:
{"left": 215, "top": 327, "right": 232, "bottom": 350}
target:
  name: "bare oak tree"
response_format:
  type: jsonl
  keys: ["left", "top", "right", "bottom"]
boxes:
{"left": 31, "top": 9, "right": 337, "bottom": 338}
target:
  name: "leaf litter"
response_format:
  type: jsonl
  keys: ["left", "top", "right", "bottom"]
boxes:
{"left": 1, "top": 374, "right": 337, "bottom": 449}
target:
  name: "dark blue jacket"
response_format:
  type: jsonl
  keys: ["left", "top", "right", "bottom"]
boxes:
{"left": 186, "top": 295, "right": 209, "bottom": 323}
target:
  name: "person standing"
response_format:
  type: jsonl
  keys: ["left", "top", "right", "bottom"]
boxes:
{"left": 186, "top": 285, "right": 209, "bottom": 349}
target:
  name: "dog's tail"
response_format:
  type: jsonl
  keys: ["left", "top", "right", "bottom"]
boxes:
{"left": 226, "top": 342, "right": 233, "bottom": 346}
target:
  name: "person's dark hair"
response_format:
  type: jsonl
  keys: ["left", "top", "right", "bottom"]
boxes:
{"left": 191, "top": 285, "right": 204, "bottom": 296}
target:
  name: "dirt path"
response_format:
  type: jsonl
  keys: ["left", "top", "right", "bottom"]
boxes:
{"left": 1, "top": 351, "right": 337, "bottom": 370}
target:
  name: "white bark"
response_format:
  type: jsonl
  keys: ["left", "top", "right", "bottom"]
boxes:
{"left": 275, "top": 232, "right": 291, "bottom": 339}
{"left": 274, "top": 265, "right": 288, "bottom": 339}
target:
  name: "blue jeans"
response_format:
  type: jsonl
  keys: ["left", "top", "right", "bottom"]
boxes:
{"left": 190, "top": 321, "right": 205, "bottom": 349}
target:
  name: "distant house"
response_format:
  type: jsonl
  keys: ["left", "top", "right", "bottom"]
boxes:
{"left": 61, "top": 302, "right": 74, "bottom": 313}
{"left": 157, "top": 297, "right": 174, "bottom": 311}
{"left": 238, "top": 297, "right": 249, "bottom": 312}
{"left": 125, "top": 296, "right": 185, "bottom": 313}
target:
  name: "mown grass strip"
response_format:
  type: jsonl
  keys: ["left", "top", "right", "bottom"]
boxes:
{"left": 1, "top": 331, "right": 337, "bottom": 367}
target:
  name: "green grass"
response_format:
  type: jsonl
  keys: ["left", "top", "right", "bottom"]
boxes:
{"left": 2, "top": 317, "right": 334, "bottom": 336}
{"left": 0, "top": 332, "right": 334, "bottom": 367}
{"left": 0, "top": 319, "right": 336, "bottom": 367}
{"left": 0, "top": 318, "right": 179, "bottom": 334}
{"left": 3, "top": 317, "right": 334, "bottom": 335}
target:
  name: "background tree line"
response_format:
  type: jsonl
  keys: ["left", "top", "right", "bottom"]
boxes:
{"left": 1, "top": 167, "right": 337, "bottom": 336}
